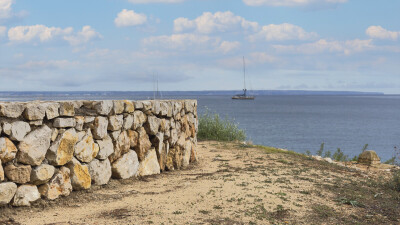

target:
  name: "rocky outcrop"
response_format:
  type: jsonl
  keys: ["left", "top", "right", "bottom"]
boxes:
{"left": 358, "top": 150, "right": 381, "bottom": 165}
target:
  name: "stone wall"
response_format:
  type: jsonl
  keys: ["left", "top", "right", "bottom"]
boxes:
{"left": 0, "top": 99, "right": 198, "bottom": 206}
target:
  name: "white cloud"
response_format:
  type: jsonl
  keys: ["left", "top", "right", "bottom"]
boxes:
{"left": 114, "top": 9, "right": 147, "bottom": 27}
{"left": 0, "top": 0, "right": 13, "bottom": 19}
{"left": 243, "top": 0, "right": 347, "bottom": 7}
{"left": 128, "top": 0, "right": 184, "bottom": 3}
{"left": 143, "top": 33, "right": 217, "bottom": 50}
{"left": 174, "top": 11, "right": 259, "bottom": 34}
{"left": 218, "top": 41, "right": 240, "bottom": 54}
{"left": 0, "top": 25, "right": 6, "bottom": 36}
{"left": 248, "top": 23, "right": 317, "bottom": 42}
{"left": 366, "top": 26, "right": 399, "bottom": 41}
{"left": 18, "top": 60, "right": 79, "bottom": 70}
{"left": 8, "top": 25, "right": 101, "bottom": 45}
{"left": 64, "top": 26, "right": 102, "bottom": 45}
{"left": 274, "top": 39, "right": 374, "bottom": 55}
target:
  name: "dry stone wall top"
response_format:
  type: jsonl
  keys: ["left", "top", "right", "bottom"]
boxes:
{"left": 0, "top": 99, "right": 198, "bottom": 207}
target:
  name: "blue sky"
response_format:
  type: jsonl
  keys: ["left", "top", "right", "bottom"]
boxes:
{"left": 0, "top": 0, "right": 399, "bottom": 93}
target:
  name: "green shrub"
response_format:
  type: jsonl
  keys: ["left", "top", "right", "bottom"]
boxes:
{"left": 388, "top": 170, "right": 400, "bottom": 192}
{"left": 198, "top": 110, "right": 246, "bottom": 142}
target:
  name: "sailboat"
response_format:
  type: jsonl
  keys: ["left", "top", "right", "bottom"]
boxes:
{"left": 232, "top": 56, "right": 255, "bottom": 100}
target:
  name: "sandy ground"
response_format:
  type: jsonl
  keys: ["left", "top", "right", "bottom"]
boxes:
{"left": 0, "top": 141, "right": 399, "bottom": 225}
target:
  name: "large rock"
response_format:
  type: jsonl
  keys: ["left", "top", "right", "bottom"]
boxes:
{"left": 4, "top": 164, "right": 32, "bottom": 184}
{"left": 92, "top": 116, "right": 108, "bottom": 139}
{"left": 74, "top": 129, "right": 99, "bottom": 163}
{"left": 9, "top": 121, "right": 31, "bottom": 141}
{"left": 75, "top": 116, "right": 85, "bottom": 131}
{"left": 109, "top": 130, "right": 130, "bottom": 163}
{"left": 53, "top": 118, "right": 76, "bottom": 128}
{"left": 12, "top": 185, "right": 40, "bottom": 206}
{"left": 108, "top": 115, "right": 123, "bottom": 131}
{"left": 94, "top": 100, "right": 113, "bottom": 116}
{"left": 67, "top": 158, "right": 91, "bottom": 190}
{"left": 96, "top": 135, "right": 114, "bottom": 160}
{"left": 17, "top": 125, "right": 52, "bottom": 166}
{"left": 145, "top": 116, "right": 161, "bottom": 135}
{"left": 358, "top": 150, "right": 381, "bottom": 165}
{"left": 123, "top": 114, "right": 134, "bottom": 130}
{"left": 112, "top": 100, "right": 125, "bottom": 115}
{"left": 47, "top": 128, "right": 79, "bottom": 166}
{"left": 111, "top": 150, "right": 139, "bottom": 179}
{"left": 30, "top": 164, "right": 55, "bottom": 185}
{"left": 44, "top": 102, "right": 60, "bottom": 120}
{"left": 0, "top": 182, "right": 17, "bottom": 206}
{"left": 23, "top": 103, "right": 46, "bottom": 120}
{"left": 38, "top": 167, "right": 72, "bottom": 200}
{"left": 134, "top": 127, "right": 152, "bottom": 161}
{"left": 59, "top": 101, "right": 75, "bottom": 116}
{"left": 127, "top": 130, "right": 139, "bottom": 148}
{"left": 88, "top": 159, "right": 112, "bottom": 185}
{"left": 123, "top": 100, "right": 135, "bottom": 113}
{"left": 0, "top": 137, "right": 18, "bottom": 163}
{"left": 182, "top": 139, "right": 192, "bottom": 167}
{"left": 190, "top": 140, "right": 198, "bottom": 163}
{"left": 166, "top": 147, "right": 175, "bottom": 171}
{"left": 0, "top": 102, "right": 25, "bottom": 118}
{"left": 133, "top": 110, "right": 146, "bottom": 130}
{"left": 0, "top": 159, "right": 4, "bottom": 181}
{"left": 137, "top": 148, "right": 161, "bottom": 176}
{"left": 152, "top": 133, "right": 167, "bottom": 171}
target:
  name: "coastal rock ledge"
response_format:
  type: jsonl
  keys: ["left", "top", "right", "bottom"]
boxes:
{"left": 0, "top": 99, "right": 198, "bottom": 207}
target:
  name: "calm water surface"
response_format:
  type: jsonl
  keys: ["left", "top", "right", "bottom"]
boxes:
{"left": 1, "top": 93, "right": 399, "bottom": 160}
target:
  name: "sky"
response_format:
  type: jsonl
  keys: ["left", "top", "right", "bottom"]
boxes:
{"left": 0, "top": 0, "right": 399, "bottom": 93}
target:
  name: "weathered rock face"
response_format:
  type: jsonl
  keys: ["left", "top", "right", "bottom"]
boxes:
{"left": 138, "top": 148, "right": 161, "bottom": 176}
{"left": 96, "top": 135, "right": 114, "bottom": 160}
{"left": 74, "top": 129, "right": 99, "bottom": 163}
{"left": 30, "top": 164, "right": 56, "bottom": 185}
{"left": 0, "top": 182, "right": 18, "bottom": 205}
{"left": 134, "top": 127, "right": 152, "bottom": 161}
{"left": 67, "top": 158, "right": 91, "bottom": 190}
{"left": 12, "top": 185, "right": 41, "bottom": 206}
{"left": 111, "top": 150, "right": 139, "bottom": 179}
{"left": 92, "top": 116, "right": 108, "bottom": 139}
{"left": 4, "top": 164, "right": 32, "bottom": 184}
{"left": 17, "top": 125, "right": 52, "bottom": 166}
{"left": 88, "top": 159, "right": 111, "bottom": 185}
{"left": 0, "top": 99, "right": 198, "bottom": 207}
{"left": 0, "top": 137, "right": 18, "bottom": 163}
{"left": 358, "top": 150, "right": 381, "bottom": 165}
{"left": 47, "top": 128, "right": 79, "bottom": 166}
{"left": 38, "top": 167, "right": 72, "bottom": 200}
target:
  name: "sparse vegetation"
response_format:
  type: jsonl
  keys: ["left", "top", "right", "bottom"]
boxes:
{"left": 198, "top": 110, "right": 246, "bottom": 142}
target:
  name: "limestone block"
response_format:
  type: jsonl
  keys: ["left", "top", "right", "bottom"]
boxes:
{"left": 166, "top": 102, "right": 173, "bottom": 117}
{"left": 108, "top": 115, "right": 123, "bottom": 131}
{"left": 17, "top": 125, "right": 52, "bottom": 166}
{"left": 12, "top": 185, "right": 40, "bottom": 206}
{"left": 123, "top": 100, "right": 135, "bottom": 113}
{"left": 112, "top": 100, "right": 125, "bottom": 115}
{"left": 88, "top": 159, "right": 111, "bottom": 185}
{"left": 134, "top": 127, "right": 152, "bottom": 161}
{"left": 30, "top": 164, "right": 55, "bottom": 185}
{"left": 133, "top": 110, "right": 147, "bottom": 130}
{"left": 94, "top": 100, "right": 113, "bottom": 116}
{"left": 44, "top": 102, "right": 60, "bottom": 120}
{"left": 59, "top": 101, "right": 75, "bottom": 116}
{"left": 137, "top": 148, "right": 161, "bottom": 176}
{"left": 96, "top": 135, "right": 114, "bottom": 160}
{"left": 38, "top": 167, "right": 72, "bottom": 200}
{"left": 173, "top": 102, "right": 182, "bottom": 118}
{"left": 358, "top": 150, "right": 381, "bottom": 165}
{"left": 169, "top": 129, "right": 179, "bottom": 147}
{"left": 2, "top": 122, "right": 11, "bottom": 135}
{"left": 8, "top": 121, "right": 31, "bottom": 141}
{"left": 0, "top": 137, "right": 18, "bottom": 163}
{"left": 173, "top": 146, "right": 183, "bottom": 170}
{"left": 127, "top": 130, "right": 138, "bottom": 148}
{"left": 152, "top": 133, "right": 167, "bottom": 171}
{"left": 75, "top": 116, "right": 85, "bottom": 131}
{"left": 47, "top": 128, "right": 79, "bottom": 166}
{"left": 142, "top": 101, "right": 152, "bottom": 111}
{"left": 184, "top": 100, "right": 195, "bottom": 113}
{"left": 145, "top": 116, "right": 160, "bottom": 135}
{"left": 123, "top": 114, "right": 134, "bottom": 130}
{"left": 53, "top": 118, "right": 76, "bottom": 128}
{"left": 160, "top": 102, "right": 169, "bottom": 116}
{"left": 182, "top": 139, "right": 192, "bottom": 167}
{"left": 29, "top": 120, "right": 43, "bottom": 126}
{"left": 111, "top": 150, "right": 139, "bottom": 179}
{"left": 85, "top": 116, "right": 95, "bottom": 124}
{"left": 51, "top": 128, "right": 58, "bottom": 142}
{"left": 109, "top": 130, "right": 130, "bottom": 163}
{"left": 0, "top": 182, "right": 17, "bottom": 206}
{"left": 134, "top": 101, "right": 143, "bottom": 109}
{"left": 190, "top": 140, "right": 198, "bottom": 163}
{"left": 67, "top": 158, "right": 91, "bottom": 190}
{"left": 23, "top": 103, "right": 46, "bottom": 121}
{"left": 152, "top": 101, "right": 161, "bottom": 115}
{"left": 4, "top": 164, "right": 32, "bottom": 184}
{"left": 0, "top": 159, "right": 4, "bottom": 181}
{"left": 74, "top": 129, "right": 99, "bottom": 163}
{"left": 0, "top": 102, "right": 25, "bottom": 118}
{"left": 92, "top": 116, "right": 108, "bottom": 139}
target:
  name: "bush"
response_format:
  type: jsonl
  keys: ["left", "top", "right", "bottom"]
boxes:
{"left": 388, "top": 170, "right": 400, "bottom": 192}
{"left": 198, "top": 110, "right": 246, "bottom": 142}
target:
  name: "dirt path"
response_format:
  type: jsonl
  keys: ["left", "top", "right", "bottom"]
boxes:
{"left": 1, "top": 141, "right": 399, "bottom": 224}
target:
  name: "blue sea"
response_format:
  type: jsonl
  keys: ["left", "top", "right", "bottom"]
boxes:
{"left": 1, "top": 92, "right": 399, "bottom": 161}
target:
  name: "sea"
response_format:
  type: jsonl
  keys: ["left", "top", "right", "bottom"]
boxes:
{"left": 1, "top": 92, "right": 399, "bottom": 161}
